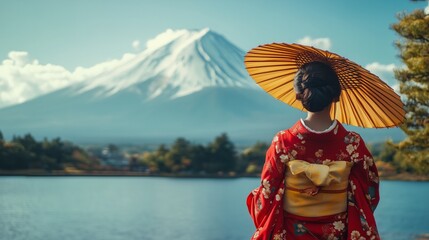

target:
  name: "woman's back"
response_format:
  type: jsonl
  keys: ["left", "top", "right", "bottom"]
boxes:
{"left": 247, "top": 119, "right": 380, "bottom": 239}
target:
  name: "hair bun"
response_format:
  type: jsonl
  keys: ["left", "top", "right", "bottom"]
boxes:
{"left": 294, "top": 62, "right": 341, "bottom": 112}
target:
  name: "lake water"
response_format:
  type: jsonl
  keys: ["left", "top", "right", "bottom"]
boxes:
{"left": 0, "top": 177, "right": 428, "bottom": 240}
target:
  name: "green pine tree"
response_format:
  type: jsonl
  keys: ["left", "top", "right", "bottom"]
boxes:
{"left": 208, "top": 133, "right": 236, "bottom": 173}
{"left": 391, "top": 8, "right": 429, "bottom": 174}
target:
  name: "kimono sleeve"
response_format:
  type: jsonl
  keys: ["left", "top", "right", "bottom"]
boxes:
{"left": 347, "top": 132, "right": 381, "bottom": 240}
{"left": 246, "top": 133, "right": 287, "bottom": 240}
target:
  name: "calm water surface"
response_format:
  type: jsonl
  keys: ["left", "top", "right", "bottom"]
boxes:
{"left": 0, "top": 177, "right": 428, "bottom": 240}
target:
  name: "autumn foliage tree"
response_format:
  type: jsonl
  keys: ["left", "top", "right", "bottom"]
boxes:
{"left": 391, "top": 8, "right": 429, "bottom": 174}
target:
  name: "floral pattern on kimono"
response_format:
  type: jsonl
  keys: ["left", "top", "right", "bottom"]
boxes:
{"left": 247, "top": 120, "right": 380, "bottom": 240}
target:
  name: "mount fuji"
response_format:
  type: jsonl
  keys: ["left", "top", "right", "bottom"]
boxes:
{"left": 0, "top": 28, "right": 403, "bottom": 143}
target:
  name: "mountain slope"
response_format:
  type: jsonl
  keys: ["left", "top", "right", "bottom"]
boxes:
{"left": 0, "top": 86, "right": 300, "bottom": 142}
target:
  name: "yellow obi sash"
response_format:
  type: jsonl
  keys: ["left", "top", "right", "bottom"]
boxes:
{"left": 283, "top": 160, "right": 354, "bottom": 217}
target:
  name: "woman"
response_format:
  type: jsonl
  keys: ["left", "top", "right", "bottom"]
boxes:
{"left": 246, "top": 61, "right": 380, "bottom": 240}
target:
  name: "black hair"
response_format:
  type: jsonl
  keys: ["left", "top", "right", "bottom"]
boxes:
{"left": 294, "top": 61, "right": 341, "bottom": 112}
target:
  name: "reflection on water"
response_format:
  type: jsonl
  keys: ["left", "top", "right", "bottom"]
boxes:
{"left": 0, "top": 177, "right": 428, "bottom": 240}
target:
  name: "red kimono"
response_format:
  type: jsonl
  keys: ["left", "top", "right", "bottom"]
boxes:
{"left": 247, "top": 120, "right": 380, "bottom": 240}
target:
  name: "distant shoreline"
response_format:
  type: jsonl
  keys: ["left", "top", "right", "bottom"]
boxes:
{"left": 1, "top": 170, "right": 428, "bottom": 181}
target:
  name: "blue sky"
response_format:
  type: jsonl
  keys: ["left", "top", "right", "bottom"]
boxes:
{"left": 0, "top": 0, "right": 427, "bottom": 107}
{"left": 1, "top": 0, "right": 426, "bottom": 68}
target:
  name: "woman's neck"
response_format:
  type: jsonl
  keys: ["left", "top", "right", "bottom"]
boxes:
{"left": 303, "top": 107, "right": 334, "bottom": 132}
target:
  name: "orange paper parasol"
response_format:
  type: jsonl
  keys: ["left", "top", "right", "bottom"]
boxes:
{"left": 244, "top": 43, "right": 405, "bottom": 128}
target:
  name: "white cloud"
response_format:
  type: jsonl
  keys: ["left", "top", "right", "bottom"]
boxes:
{"left": 0, "top": 39, "right": 145, "bottom": 109}
{"left": 6, "top": 51, "right": 30, "bottom": 66}
{"left": 297, "top": 36, "right": 331, "bottom": 50}
{"left": 425, "top": 1, "right": 429, "bottom": 15}
{"left": 365, "top": 62, "right": 396, "bottom": 74}
{"left": 365, "top": 62, "right": 399, "bottom": 92}
{"left": 0, "top": 50, "right": 139, "bottom": 108}
{"left": 0, "top": 51, "right": 74, "bottom": 108}
{"left": 132, "top": 40, "right": 140, "bottom": 50}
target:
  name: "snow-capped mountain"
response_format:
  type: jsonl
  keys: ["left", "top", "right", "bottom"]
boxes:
{"left": 73, "top": 28, "right": 258, "bottom": 100}
{"left": 0, "top": 28, "right": 403, "bottom": 143}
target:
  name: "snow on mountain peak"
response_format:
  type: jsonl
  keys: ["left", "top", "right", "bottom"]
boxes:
{"left": 73, "top": 28, "right": 258, "bottom": 99}
{"left": 146, "top": 28, "right": 211, "bottom": 51}
{"left": 146, "top": 29, "right": 187, "bottom": 51}
{"left": 143, "top": 28, "right": 258, "bottom": 99}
